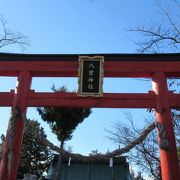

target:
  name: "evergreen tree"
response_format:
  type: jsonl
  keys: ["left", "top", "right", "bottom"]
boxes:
{"left": 1, "top": 120, "right": 51, "bottom": 179}
{"left": 37, "top": 86, "right": 91, "bottom": 180}
{"left": 16, "top": 119, "right": 51, "bottom": 179}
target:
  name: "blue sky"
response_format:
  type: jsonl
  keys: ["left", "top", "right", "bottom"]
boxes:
{"left": 0, "top": 0, "right": 177, "bottom": 156}
{"left": 1, "top": 0, "right": 175, "bottom": 53}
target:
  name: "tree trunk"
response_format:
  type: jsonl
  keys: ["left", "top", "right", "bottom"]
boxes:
{"left": 56, "top": 141, "right": 64, "bottom": 180}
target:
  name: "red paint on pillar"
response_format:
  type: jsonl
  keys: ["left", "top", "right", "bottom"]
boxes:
{"left": 0, "top": 71, "right": 32, "bottom": 180}
{"left": 152, "top": 72, "right": 179, "bottom": 180}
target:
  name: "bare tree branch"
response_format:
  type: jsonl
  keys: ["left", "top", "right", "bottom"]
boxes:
{"left": 105, "top": 112, "right": 162, "bottom": 179}
{"left": 155, "top": 0, "right": 180, "bottom": 33}
{"left": 0, "top": 16, "right": 29, "bottom": 51}
{"left": 128, "top": 1, "right": 180, "bottom": 53}
{"left": 129, "top": 25, "right": 180, "bottom": 53}
{"left": 106, "top": 122, "right": 156, "bottom": 157}
{"left": 141, "top": 142, "right": 160, "bottom": 179}
{"left": 173, "top": 0, "right": 180, "bottom": 8}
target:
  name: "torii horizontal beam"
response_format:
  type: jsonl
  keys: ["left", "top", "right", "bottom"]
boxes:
{"left": 0, "top": 53, "right": 180, "bottom": 77}
{"left": 0, "top": 91, "right": 180, "bottom": 108}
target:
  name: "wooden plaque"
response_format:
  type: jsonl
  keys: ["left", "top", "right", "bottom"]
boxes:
{"left": 78, "top": 56, "right": 104, "bottom": 97}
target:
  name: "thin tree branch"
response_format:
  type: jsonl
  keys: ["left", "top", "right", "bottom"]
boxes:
{"left": 0, "top": 16, "right": 29, "bottom": 51}
{"left": 141, "top": 142, "right": 160, "bottom": 179}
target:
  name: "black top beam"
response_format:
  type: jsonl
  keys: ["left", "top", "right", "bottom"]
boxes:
{"left": 0, "top": 52, "right": 179, "bottom": 62}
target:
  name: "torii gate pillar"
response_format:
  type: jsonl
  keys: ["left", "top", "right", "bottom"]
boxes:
{"left": 152, "top": 72, "right": 179, "bottom": 180}
{"left": 0, "top": 72, "right": 31, "bottom": 180}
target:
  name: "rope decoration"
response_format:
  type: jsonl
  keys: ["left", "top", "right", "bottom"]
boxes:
{"left": 29, "top": 121, "right": 156, "bottom": 162}
{"left": 21, "top": 120, "right": 169, "bottom": 162}
{"left": 155, "top": 122, "right": 169, "bottom": 151}
{"left": 9, "top": 107, "right": 20, "bottom": 148}
{"left": 8, "top": 107, "right": 21, "bottom": 175}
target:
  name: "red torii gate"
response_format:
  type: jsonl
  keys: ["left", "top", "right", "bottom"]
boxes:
{"left": 0, "top": 53, "right": 179, "bottom": 180}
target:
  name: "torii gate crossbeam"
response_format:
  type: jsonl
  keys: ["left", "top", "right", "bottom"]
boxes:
{"left": 0, "top": 53, "right": 179, "bottom": 180}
